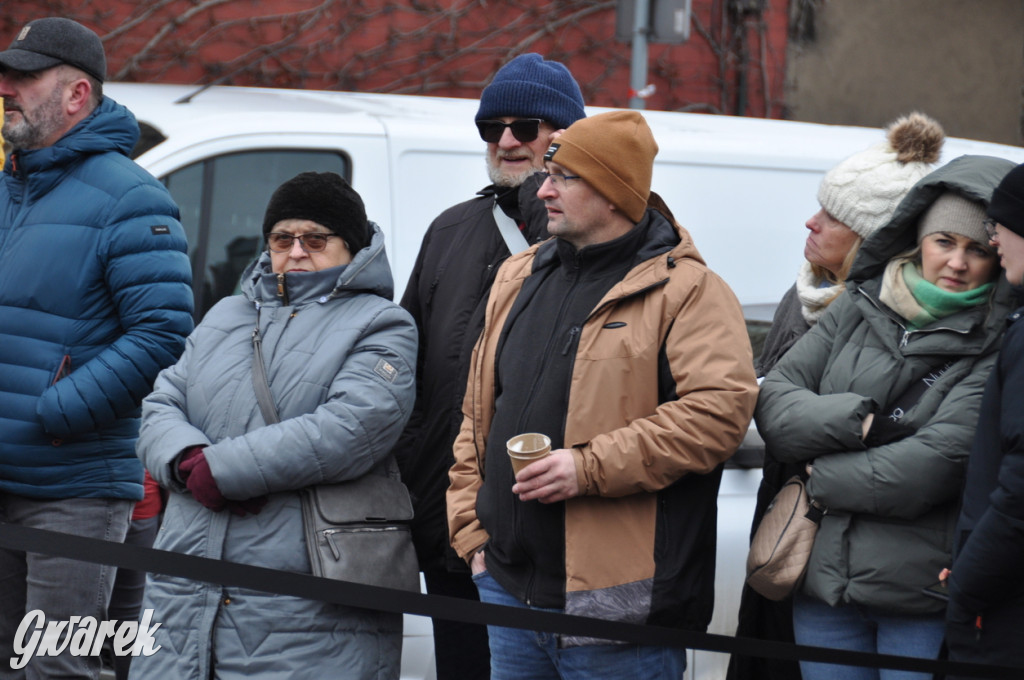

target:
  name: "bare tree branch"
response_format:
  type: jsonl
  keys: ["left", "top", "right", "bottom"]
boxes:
{"left": 2, "top": 0, "right": 785, "bottom": 118}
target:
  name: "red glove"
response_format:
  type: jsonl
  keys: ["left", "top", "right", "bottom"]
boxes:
{"left": 177, "top": 446, "right": 206, "bottom": 483}
{"left": 177, "top": 447, "right": 268, "bottom": 516}
{"left": 180, "top": 452, "right": 227, "bottom": 512}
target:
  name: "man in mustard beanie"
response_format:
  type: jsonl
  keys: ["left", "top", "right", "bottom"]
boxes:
{"left": 393, "top": 53, "right": 585, "bottom": 680}
{"left": 448, "top": 110, "right": 758, "bottom": 679}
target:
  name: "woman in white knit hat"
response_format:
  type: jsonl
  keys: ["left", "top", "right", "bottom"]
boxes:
{"left": 755, "top": 150, "right": 1016, "bottom": 679}
{"left": 730, "top": 113, "right": 945, "bottom": 680}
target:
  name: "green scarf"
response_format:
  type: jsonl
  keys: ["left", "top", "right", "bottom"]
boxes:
{"left": 879, "top": 258, "right": 993, "bottom": 330}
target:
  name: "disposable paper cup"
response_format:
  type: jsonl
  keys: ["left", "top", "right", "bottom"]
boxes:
{"left": 506, "top": 433, "right": 551, "bottom": 478}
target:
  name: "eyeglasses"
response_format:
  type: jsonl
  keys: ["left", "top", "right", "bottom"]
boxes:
{"left": 266, "top": 232, "right": 340, "bottom": 253}
{"left": 476, "top": 118, "right": 543, "bottom": 144}
{"left": 534, "top": 170, "right": 581, "bottom": 189}
{"left": 984, "top": 218, "right": 999, "bottom": 242}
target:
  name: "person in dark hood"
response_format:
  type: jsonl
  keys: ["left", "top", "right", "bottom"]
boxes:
{"left": 944, "top": 162, "right": 1024, "bottom": 678}
{"left": 756, "top": 155, "right": 1016, "bottom": 680}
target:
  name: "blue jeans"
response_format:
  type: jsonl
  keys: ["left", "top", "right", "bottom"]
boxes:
{"left": 473, "top": 571, "right": 686, "bottom": 680}
{"left": 792, "top": 593, "right": 945, "bottom": 680}
{"left": 0, "top": 493, "right": 133, "bottom": 680}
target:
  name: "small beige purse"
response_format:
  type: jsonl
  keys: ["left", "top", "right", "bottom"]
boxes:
{"left": 746, "top": 476, "right": 826, "bottom": 601}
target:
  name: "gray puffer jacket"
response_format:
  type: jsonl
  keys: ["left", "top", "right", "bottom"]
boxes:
{"left": 133, "top": 224, "right": 417, "bottom": 680}
{"left": 756, "top": 155, "right": 1016, "bottom": 614}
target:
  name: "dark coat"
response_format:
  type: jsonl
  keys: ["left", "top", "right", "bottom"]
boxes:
{"left": 946, "top": 302, "right": 1024, "bottom": 673}
{"left": 393, "top": 175, "right": 549, "bottom": 570}
{"left": 755, "top": 283, "right": 812, "bottom": 379}
{"left": 729, "top": 283, "right": 812, "bottom": 680}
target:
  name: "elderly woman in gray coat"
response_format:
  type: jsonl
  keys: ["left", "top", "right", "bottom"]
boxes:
{"left": 756, "top": 155, "right": 1015, "bottom": 680}
{"left": 132, "top": 173, "right": 417, "bottom": 680}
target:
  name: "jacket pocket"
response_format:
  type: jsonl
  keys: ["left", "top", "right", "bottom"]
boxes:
{"left": 52, "top": 354, "right": 72, "bottom": 385}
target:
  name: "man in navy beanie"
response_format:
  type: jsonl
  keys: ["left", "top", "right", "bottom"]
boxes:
{"left": 392, "top": 53, "right": 585, "bottom": 680}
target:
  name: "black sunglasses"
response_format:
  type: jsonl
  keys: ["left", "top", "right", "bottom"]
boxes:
{"left": 476, "top": 118, "right": 543, "bottom": 144}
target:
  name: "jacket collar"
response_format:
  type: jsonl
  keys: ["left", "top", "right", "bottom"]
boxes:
{"left": 853, "top": 275, "right": 1010, "bottom": 357}
{"left": 242, "top": 222, "right": 395, "bottom": 307}
{"left": 478, "top": 173, "right": 551, "bottom": 245}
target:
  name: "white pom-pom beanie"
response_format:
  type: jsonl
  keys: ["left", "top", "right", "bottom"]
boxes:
{"left": 817, "top": 112, "right": 945, "bottom": 239}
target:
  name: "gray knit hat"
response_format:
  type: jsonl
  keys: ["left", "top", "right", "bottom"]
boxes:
{"left": 0, "top": 18, "right": 105, "bottom": 82}
{"left": 476, "top": 54, "right": 585, "bottom": 130}
{"left": 817, "top": 112, "right": 945, "bottom": 239}
{"left": 918, "top": 192, "right": 988, "bottom": 245}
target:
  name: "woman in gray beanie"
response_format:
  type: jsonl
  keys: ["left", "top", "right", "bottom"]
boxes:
{"left": 756, "top": 154, "right": 1015, "bottom": 680}
{"left": 132, "top": 172, "right": 417, "bottom": 679}
{"left": 730, "top": 112, "right": 945, "bottom": 680}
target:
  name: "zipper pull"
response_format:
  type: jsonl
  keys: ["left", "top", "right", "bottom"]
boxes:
{"left": 562, "top": 326, "right": 580, "bottom": 355}
{"left": 900, "top": 330, "right": 911, "bottom": 348}
{"left": 276, "top": 272, "right": 289, "bottom": 305}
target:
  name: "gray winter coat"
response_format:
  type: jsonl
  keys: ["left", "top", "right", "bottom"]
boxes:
{"left": 133, "top": 224, "right": 417, "bottom": 680}
{"left": 756, "top": 155, "right": 1016, "bottom": 614}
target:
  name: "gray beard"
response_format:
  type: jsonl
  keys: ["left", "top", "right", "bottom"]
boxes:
{"left": 486, "top": 157, "right": 534, "bottom": 188}
{"left": 3, "top": 89, "right": 66, "bottom": 150}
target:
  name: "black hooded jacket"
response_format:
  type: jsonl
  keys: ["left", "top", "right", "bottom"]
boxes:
{"left": 947, "top": 297, "right": 1024, "bottom": 671}
{"left": 394, "top": 174, "right": 549, "bottom": 570}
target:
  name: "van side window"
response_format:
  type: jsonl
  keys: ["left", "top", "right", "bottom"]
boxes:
{"left": 162, "top": 149, "right": 349, "bottom": 320}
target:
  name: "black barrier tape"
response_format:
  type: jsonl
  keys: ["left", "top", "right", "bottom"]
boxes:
{"left": 0, "top": 522, "right": 1017, "bottom": 679}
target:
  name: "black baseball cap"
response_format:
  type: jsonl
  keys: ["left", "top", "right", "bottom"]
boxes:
{"left": 0, "top": 18, "right": 106, "bottom": 83}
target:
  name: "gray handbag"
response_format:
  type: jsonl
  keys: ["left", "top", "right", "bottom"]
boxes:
{"left": 252, "top": 327, "right": 419, "bottom": 592}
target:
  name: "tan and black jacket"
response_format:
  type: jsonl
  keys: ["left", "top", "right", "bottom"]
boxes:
{"left": 448, "top": 205, "right": 758, "bottom": 633}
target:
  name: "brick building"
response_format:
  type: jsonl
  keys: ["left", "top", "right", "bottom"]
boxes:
{"left": 2, "top": 0, "right": 790, "bottom": 117}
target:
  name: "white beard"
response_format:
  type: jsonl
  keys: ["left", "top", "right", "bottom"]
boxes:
{"left": 486, "top": 153, "right": 536, "bottom": 188}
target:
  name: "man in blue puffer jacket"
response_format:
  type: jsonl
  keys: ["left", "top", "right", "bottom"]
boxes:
{"left": 0, "top": 17, "right": 193, "bottom": 678}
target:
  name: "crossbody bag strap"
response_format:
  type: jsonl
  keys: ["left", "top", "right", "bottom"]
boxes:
{"left": 493, "top": 200, "right": 529, "bottom": 254}
{"left": 251, "top": 327, "right": 281, "bottom": 425}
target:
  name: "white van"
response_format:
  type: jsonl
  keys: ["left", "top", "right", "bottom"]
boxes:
{"left": 105, "top": 82, "right": 1024, "bottom": 680}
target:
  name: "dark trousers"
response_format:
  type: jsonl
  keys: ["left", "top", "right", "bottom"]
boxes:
{"left": 727, "top": 584, "right": 802, "bottom": 680}
{"left": 423, "top": 566, "right": 491, "bottom": 680}
{"left": 727, "top": 451, "right": 804, "bottom": 680}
